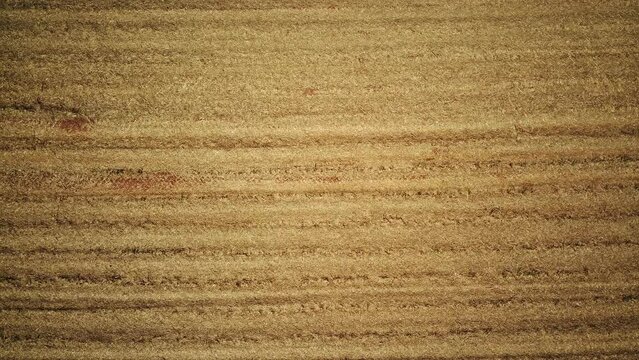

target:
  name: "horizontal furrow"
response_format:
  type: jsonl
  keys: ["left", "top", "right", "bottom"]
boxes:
{"left": 2, "top": 191, "right": 636, "bottom": 230}
{"left": 1, "top": 334, "right": 638, "bottom": 360}
{"left": 1, "top": 155, "right": 637, "bottom": 198}
{"left": 2, "top": 302, "right": 636, "bottom": 344}
{"left": 1, "top": 218, "right": 637, "bottom": 256}
{"left": 1, "top": 282, "right": 637, "bottom": 312}
{"left": 1, "top": 246, "right": 637, "bottom": 288}
{"left": 2, "top": 121, "right": 637, "bottom": 150}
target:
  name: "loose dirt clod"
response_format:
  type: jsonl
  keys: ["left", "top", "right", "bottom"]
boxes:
{"left": 55, "top": 117, "right": 92, "bottom": 133}
{"left": 303, "top": 88, "right": 318, "bottom": 96}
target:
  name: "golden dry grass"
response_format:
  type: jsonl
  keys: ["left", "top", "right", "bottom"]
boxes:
{"left": 1, "top": 0, "right": 638, "bottom": 359}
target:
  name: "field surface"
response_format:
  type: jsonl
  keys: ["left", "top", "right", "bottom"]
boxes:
{"left": 1, "top": 0, "right": 638, "bottom": 359}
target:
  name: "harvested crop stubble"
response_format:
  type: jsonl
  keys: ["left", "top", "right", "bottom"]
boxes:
{"left": 1, "top": 0, "right": 638, "bottom": 359}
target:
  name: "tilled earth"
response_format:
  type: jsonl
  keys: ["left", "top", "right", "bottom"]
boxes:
{"left": 1, "top": 1, "right": 638, "bottom": 358}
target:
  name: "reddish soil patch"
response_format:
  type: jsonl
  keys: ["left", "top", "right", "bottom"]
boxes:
{"left": 55, "top": 117, "right": 92, "bottom": 133}
{"left": 111, "top": 172, "right": 180, "bottom": 191}
{"left": 303, "top": 88, "right": 318, "bottom": 96}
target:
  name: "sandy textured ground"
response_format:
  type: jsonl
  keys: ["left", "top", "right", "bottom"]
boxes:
{"left": 1, "top": 0, "right": 638, "bottom": 358}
